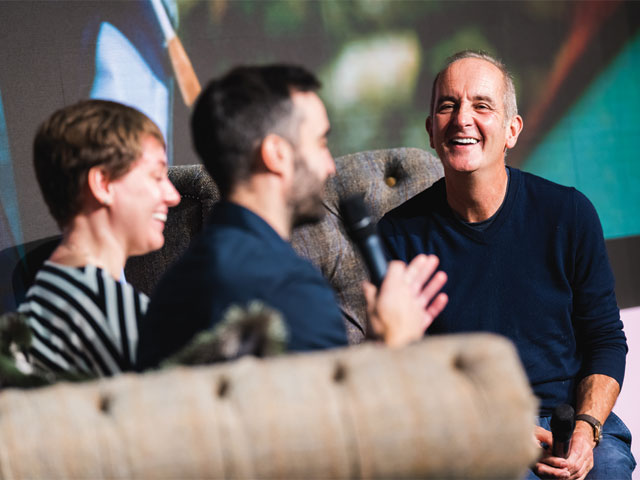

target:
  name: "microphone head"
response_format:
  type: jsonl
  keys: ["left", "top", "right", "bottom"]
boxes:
{"left": 339, "top": 194, "right": 376, "bottom": 239}
{"left": 551, "top": 404, "right": 575, "bottom": 442}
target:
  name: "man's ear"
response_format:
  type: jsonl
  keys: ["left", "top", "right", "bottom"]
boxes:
{"left": 87, "top": 166, "right": 113, "bottom": 206}
{"left": 505, "top": 115, "right": 524, "bottom": 150}
{"left": 426, "top": 116, "right": 435, "bottom": 149}
{"left": 260, "top": 133, "right": 294, "bottom": 176}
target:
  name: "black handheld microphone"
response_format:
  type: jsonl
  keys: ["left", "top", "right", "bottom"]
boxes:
{"left": 340, "top": 194, "right": 388, "bottom": 287}
{"left": 551, "top": 404, "right": 575, "bottom": 458}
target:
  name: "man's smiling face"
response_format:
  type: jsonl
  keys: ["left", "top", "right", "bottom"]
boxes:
{"left": 426, "top": 57, "right": 522, "bottom": 175}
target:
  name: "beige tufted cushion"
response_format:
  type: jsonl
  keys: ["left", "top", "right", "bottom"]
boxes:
{"left": 0, "top": 334, "right": 538, "bottom": 479}
{"left": 291, "top": 147, "right": 443, "bottom": 343}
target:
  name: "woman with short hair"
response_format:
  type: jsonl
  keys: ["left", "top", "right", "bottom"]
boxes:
{"left": 18, "top": 99, "right": 180, "bottom": 378}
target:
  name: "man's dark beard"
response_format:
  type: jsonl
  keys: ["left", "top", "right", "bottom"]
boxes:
{"left": 292, "top": 191, "right": 326, "bottom": 228}
{"left": 290, "top": 153, "right": 327, "bottom": 228}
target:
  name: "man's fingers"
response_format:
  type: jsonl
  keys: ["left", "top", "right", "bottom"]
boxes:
{"left": 565, "top": 434, "right": 594, "bottom": 480}
{"left": 420, "top": 270, "right": 448, "bottom": 307}
{"left": 576, "top": 463, "right": 591, "bottom": 480}
{"left": 384, "top": 260, "right": 407, "bottom": 285}
{"left": 535, "top": 426, "right": 553, "bottom": 446}
{"left": 566, "top": 455, "right": 592, "bottom": 480}
{"left": 407, "top": 254, "right": 439, "bottom": 293}
{"left": 568, "top": 460, "right": 591, "bottom": 480}
{"left": 535, "top": 449, "right": 571, "bottom": 479}
{"left": 534, "top": 462, "right": 570, "bottom": 479}
{"left": 362, "top": 280, "right": 383, "bottom": 335}
{"left": 424, "top": 292, "right": 448, "bottom": 325}
{"left": 362, "top": 280, "right": 377, "bottom": 308}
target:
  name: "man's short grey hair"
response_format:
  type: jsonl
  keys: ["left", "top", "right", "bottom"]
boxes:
{"left": 429, "top": 50, "right": 518, "bottom": 122}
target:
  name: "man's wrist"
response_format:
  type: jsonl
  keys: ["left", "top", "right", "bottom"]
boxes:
{"left": 575, "top": 415, "right": 602, "bottom": 447}
{"left": 572, "top": 422, "right": 597, "bottom": 450}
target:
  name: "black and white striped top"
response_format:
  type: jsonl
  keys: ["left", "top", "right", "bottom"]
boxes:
{"left": 18, "top": 261, "right": 148, "bottom": 377}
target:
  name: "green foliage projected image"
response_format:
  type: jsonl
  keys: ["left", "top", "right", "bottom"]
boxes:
{"left": 177, "top": 0, "right": 640, "bottom": 240}
{"left": 0, "top": 0, "right": 638, "bottom": 254}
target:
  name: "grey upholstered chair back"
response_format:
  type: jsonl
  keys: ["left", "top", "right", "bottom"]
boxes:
{"left": 124, "top": 165, "right": 219, "bottom": 295}
{"left": 291, "top": 147, "right": 443, "bottom": 343}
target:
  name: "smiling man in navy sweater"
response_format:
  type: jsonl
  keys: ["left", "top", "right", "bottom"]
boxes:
{"left": 378, "top": 51, "right": 634, "bottom": 479}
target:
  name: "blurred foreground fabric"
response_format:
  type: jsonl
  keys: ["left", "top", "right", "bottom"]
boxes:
{"left": 0, "top": 334, "right": 538, "bottom": 479}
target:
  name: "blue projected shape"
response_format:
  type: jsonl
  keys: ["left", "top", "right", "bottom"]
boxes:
{"left": 523, "top": 33, "right": 640, "bottom": 239}
{"left": 90, "top": 22, "right": 171, "bottom": 150}
{"left": 0, "top": 88, "right": 23, "bottom": 248}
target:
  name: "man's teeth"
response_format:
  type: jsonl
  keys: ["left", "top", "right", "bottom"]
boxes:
{"left": 451, "top": 138, "right": 478, "bottom": 145}
{"left": 152, "top": 213, "right": 167, "bottom": 222}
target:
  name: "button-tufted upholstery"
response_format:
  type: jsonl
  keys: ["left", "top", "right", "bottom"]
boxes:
{"left": 124, "top": 164, "right": 220, "bottom": 296}
{"left": 0, "top": 334, "right": 538, "bottom": 479}
{"left": 291, "top": 147, "right": 443, "bottom": 343}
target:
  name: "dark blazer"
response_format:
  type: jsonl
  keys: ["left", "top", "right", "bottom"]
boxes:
{"left": 137, "top": 201, "right": 347, "bottom": 368}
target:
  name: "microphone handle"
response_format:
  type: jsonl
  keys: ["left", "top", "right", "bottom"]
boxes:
{"left": 550, "top": 403, "right": 575, "bottom": 459}
{"left": 552, "top": 438, "right": 571, "bottom": 458}
{"left": 356, "top": 234, "right": 388, "bottom": 288}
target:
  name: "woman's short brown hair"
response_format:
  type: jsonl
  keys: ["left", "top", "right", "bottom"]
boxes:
{"left": 33, "top": 99, "right": 165, "bottom": 228}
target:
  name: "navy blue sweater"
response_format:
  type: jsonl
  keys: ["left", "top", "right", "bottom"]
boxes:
{"left": 379, "top": 167, "right": 627, "bottom": 414}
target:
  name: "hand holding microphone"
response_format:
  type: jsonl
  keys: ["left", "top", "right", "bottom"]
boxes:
{"left": 551, "top": 403, "right": 575, "bottom": 459}
{"left": 340, "top": 194, "right": 448, "bottom": 346}
{"left": 533, "top": 404, "right": 584, "bottom": 479}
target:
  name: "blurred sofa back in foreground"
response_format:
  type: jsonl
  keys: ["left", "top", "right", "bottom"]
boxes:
{"left": 0, "top": 335, "right": 538, "bottom": 479}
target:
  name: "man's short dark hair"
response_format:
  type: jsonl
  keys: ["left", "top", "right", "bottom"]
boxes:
{"left": 191, "top": 64, "right": 321, "bottom": 197}
{"left": 33, "top": 99, "right": 164, "bottom": 228}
